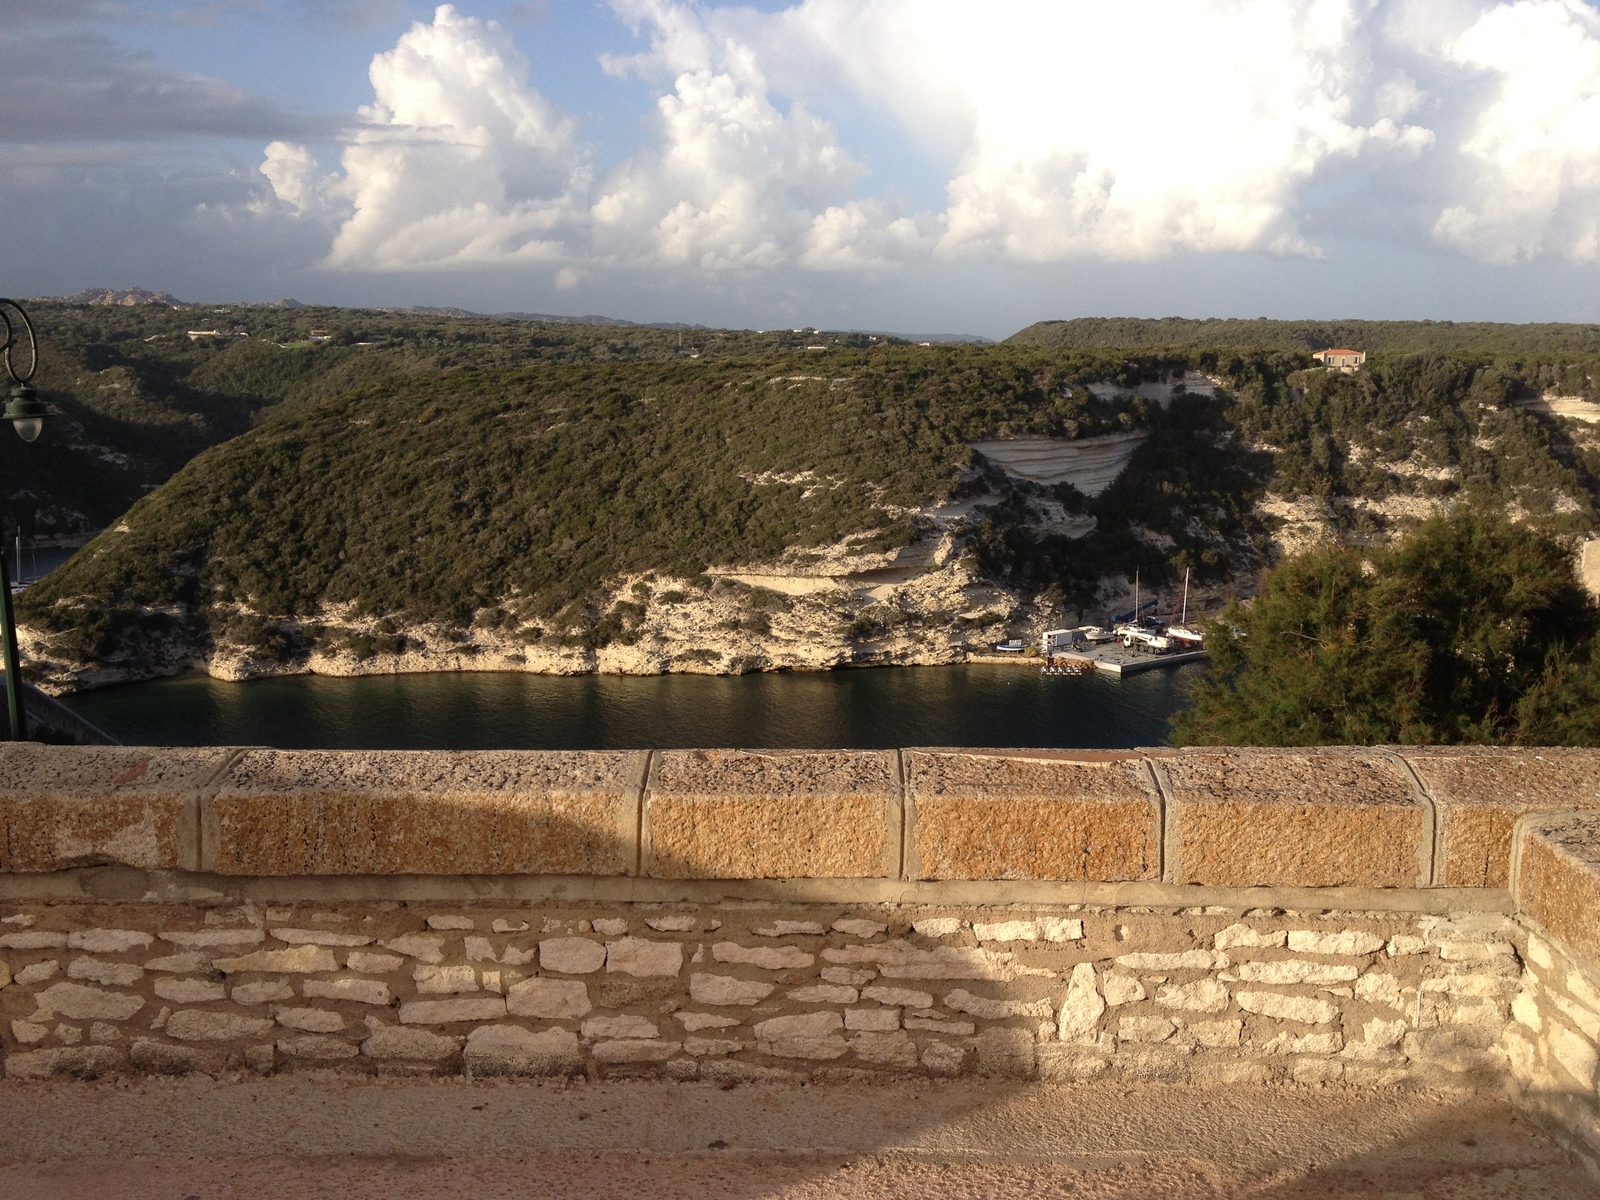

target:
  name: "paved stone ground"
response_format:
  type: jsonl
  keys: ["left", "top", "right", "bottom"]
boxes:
{"left": 0, "top": 1077, "right": 1592, "bottom": 1198}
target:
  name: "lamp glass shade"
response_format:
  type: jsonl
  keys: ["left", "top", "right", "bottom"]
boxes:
{"left": 3, "top": 388, "right": 46, "bottom": 443}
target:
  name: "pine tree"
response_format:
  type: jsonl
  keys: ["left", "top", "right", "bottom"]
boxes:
{"left": 1172, "top": 510, "right": 1600, "bottom": 745}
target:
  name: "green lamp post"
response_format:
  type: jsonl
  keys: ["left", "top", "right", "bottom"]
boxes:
{"left": 0, "top": 300, "right": 47, "bottom": 740}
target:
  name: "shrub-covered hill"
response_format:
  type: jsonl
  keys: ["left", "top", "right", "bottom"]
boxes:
{"left": 24, "top": 343, "right": 1258, "bottom": 680}
{"left": 1009, "top": 317, "right": 1600, "bottom": 359}
{"left": 22, "top": 328, "right": 1600, "bottom": 689}
{"left": 14, "top": 300, "right": 887, "bottom": 541}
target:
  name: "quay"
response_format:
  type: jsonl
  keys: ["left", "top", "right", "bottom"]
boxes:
{"left": 967, "top": 646, "right": 1208, "bottom": 675}
{"left": 1052, "top": 644, "right": 1208, "bottom": 676}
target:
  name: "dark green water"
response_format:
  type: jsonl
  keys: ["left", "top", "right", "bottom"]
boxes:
{"left": 59, "top": 664, "right": 1202, "bottom": 750}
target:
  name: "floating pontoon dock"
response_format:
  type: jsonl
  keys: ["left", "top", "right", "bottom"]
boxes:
{"left": 968, "top": 646, "right": 1208, "bottom": 675}
{"left": 1050, "top": 645, "right": 1208, "bottom": 676}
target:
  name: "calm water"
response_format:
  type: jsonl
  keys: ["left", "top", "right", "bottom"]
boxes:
{"left": 12, "top": 546, "right": 76, "bottom": 586}
{"left": 60, "top": 664, "right": 1202, "bottom": 750}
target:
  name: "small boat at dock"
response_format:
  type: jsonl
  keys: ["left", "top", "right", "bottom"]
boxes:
{"left": 1042, "top": 657, "right": 1095, "bottom": 676}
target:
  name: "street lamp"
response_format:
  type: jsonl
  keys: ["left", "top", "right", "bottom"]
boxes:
{"left": 0, "top": 299, "right": 46, "bottom": 740}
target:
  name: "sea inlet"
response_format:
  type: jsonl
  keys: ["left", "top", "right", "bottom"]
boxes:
{"left": 60, "top": 662, "right": 1202, "bottom": 751}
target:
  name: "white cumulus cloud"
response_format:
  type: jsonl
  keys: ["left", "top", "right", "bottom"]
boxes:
{"left": 258, "top": 140, "right": 338, "bottom": 216}
{"left": 591, "top": 10, "right": 868, "bottom": 270}
{"left": 708, "top": 0, "right": 1436, "bottom": 263}
{"left": 932, "top": 1, "right": 1428, "bottom": 261}
{"left": 256, "top": 0, "right": 1600, "bottom": 280}
{"left": 599, "top": 0, "right": 1441, "bottom": 266}
{"left": 291, "top": 4, "right": 587, "bottom": 271}
{"left": 1432, "top": 0, "right": 1600, "bottom": 263}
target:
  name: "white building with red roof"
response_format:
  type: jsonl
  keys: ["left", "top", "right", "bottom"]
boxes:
{"left": 1314, "top": 347, "right": 1366, "bottom": 372}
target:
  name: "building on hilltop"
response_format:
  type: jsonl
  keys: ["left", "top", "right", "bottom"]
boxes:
{"left": 1314, "top": 347, "right": 1366, "bottom": 372}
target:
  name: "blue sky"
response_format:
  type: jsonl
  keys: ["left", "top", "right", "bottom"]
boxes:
{"left": 5, "top": 1, "right": 1600, "bottom": 338}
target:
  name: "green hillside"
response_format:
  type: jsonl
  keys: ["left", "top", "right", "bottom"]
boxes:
{"left": 25, "top": 344, "right": 1232, "bottom": 666}
{"left": 15, "top": 300, "right": 879, "bottom": 541}
{"left": 1009, "top": 317, "right": 1600, "bottom": 361}
{"left": 20, "top": 306, "right": 1600, "bottom": 685}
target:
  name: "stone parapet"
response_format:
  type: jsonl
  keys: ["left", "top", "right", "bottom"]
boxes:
{"left": 643, "top": 750, "right": 895, "bottom": 879}
{"left": 3, "top": 744, "right": 1600, "bottom": 891}
{"left": 0, "top": 742, "right": 1597, "bottom": 1167}
{"left": 207, "top": 750, "right": 642, "bottom": 877}
{"left": 903, "top": 750, "right": 1159, "bottom": 881}
{"left": 1506, "top": 812, "right": 1600, "bottom": 1166}
{"left": 1514, "top": 811, "right": 1600, "bottom": 968}
{"left": 1403, "top": 747, "right": 1600, "bottom": 888}
{"left": 0, "top": 745, "right": 232, "bottom": 873}
{"left": 1150, "top": 748, "right": 1429, "bottom": 888}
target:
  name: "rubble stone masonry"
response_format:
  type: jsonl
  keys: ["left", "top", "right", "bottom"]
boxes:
{"left": 0, "top": 743, "right": 1595, "bottom": 1165}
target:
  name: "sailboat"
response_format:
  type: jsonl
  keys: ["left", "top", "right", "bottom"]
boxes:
{"left": 1113, "top": 569, "right": 1173, "bottom": 651}
{"left": 1167, "top": 568, "right": 1205, "bottom": 647}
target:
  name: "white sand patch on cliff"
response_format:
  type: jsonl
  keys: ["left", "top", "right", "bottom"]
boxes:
{"left": 1518, "top": 394, "right": 1600, "bottom": 423}
{"left": 971, "top": 431, "right": 1147, "bottom": 495}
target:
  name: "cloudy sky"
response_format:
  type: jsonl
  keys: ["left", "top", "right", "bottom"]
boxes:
{"left": 6, "top": 0, "right": 1600, "bottom": 337}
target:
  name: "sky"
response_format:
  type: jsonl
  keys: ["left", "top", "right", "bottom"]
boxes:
{"left": 6, "top": 0, "right": 1600, "bottom": 338}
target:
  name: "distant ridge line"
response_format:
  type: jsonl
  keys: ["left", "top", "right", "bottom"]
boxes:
{"left": 405, "top": 305, "right": 700, "bottom": 329}
{"left": 31, "top": 291, "right": 991, "bottom": 342}
{"left": 1008, "top": 316, "right": 1600, "bottom": 355}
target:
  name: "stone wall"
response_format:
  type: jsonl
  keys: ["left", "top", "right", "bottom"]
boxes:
{"left": 0, "top": 744, "right": 1596, "bottom": 1166}
{"left": 0, "top": 897, "right": 1528, "bottom": 1091}
{"left": 1506, "top": 811, "right": 1600, "bottom": 1160}
{"left": 8, "top": 743, "right": 1600, "bottom": 887}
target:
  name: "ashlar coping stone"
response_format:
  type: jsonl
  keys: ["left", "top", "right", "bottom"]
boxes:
{"left": 1400, "top": 747, "right": 1600, "bottom": 888}
{"left": 1152, "top": 748, "right": 1427, "bottom": 888}
{"left": 0, "top": 744, "right": 232, "bottom": 873}
{"left": 904, "top": 749, "right": 1159, "bottom": 881}
{"left": 206, "top": 749, "right": 643, "bottom": 876}
{"left": 645, "top": 749, "right": 895, "bottom": 879}
{"left": 1514, "top": 810, "right": 1600, "bottom": 968}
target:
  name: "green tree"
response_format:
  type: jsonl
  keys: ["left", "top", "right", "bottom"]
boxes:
{"left": 1172, "top": 509, "right": 1600, "bottom": 745}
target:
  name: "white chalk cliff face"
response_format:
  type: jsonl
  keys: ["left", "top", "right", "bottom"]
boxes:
{"left": 23, "top": 558, "right": 1027, "bottom": 691}
{"left": 970, "top": 432, "right": 1148, "bottom": 495}
{"left": 1518, "top": 394, "right": 1600, "bottom": 424}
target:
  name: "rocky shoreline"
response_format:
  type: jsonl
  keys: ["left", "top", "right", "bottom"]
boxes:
{"left": 21, "top": 500, "right": 1235, "bottom": 697}
{"left": 22, "top": 556, "right": 1052, "bottom": 696}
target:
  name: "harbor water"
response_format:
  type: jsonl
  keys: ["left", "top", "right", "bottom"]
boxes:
{"left": 60, "top": 663, "right": 1204, "bottom": 751}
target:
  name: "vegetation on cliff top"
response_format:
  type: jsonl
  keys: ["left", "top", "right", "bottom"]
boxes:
{"left": 15, "top": 301, "right": 905, "bottom": 540}
{"left": 1010, "top": 316, "right": 1600, "bottom": 359}
{"left": 23, "top": 344, "right": 1205, "bottom": 663}
{"left": 21, "top": 303, "right": 1600, "bottom": 697}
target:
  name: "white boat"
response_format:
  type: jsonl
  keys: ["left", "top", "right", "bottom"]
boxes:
{"left": 1041, "top": 660, "right": 1094, "bottom": 676}
{"left": 1166, "top": 568, "right": 1204, "bottom": 646}
{"left": 993, "top": 639, "right": 1025, "bottom": 653}
{"left": 1118, "top": 625, "right": 1173, "bottom": 652}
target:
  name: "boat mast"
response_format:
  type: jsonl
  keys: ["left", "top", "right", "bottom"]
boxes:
{"left": 1133, "top": 569, "right": 1139, "bottom": 621}
{"left": 1181, "top": 567, "right": 1190, "bottom": 626}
